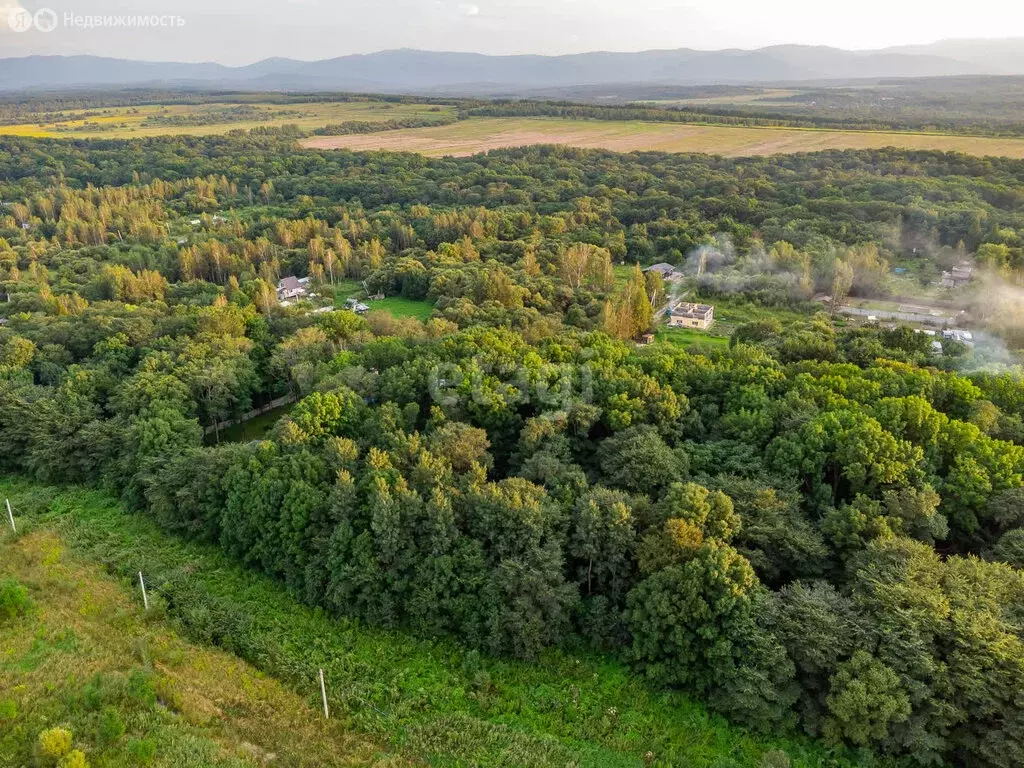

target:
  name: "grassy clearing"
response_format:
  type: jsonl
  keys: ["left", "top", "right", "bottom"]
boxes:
{"left": 331, "top": 284, "right": 434, "bottom": 321}
{"left": 0, "top": 524, "right": 401, "bottom": 767}
{"left": 0, "top": 479, "right": 864, "bottom": 768}
{"left": 0, "top": 101, "right": 455, "bottom": 139}
{"left": 708, "top": 297, "right": 814, "bottom": 327}
{"left": 211, "top": 403, "right": 296, "bottom": 444}
{"left": 301, "top": 116, "right": 1024, "bottom": 159}
{"left": 333, "top": 280, "right": 366, "bottom": 305}
{"left": 366, "top": 296, "right": 435, "bottom": 321}
{"left": 639, "top": 90, "right": 803, "bottom": 108}
{"left": 613, "top": 263, "right": 639, "bottom": 288}
{"left": 654, "top": 296, "right": 814, "bottom": 347}
{"left": 656, "top": 327, "right": 731, "bottom": 350}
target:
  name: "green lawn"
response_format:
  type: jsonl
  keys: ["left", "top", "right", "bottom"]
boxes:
{"left": 0, "top": 479, "right": 864, "bottom": 768}
{"left": 332, "top": 286, "right": 434, "bottom": 322}
{"left": 656, "top": 327, "right": 731, "bottom": 350}
{"left": 366, "top": 296, "right": 435, "bottom": 321}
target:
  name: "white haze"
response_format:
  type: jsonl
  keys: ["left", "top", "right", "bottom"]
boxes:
{"left": 0, "top": 0, "right": 1023, "bottom": 64}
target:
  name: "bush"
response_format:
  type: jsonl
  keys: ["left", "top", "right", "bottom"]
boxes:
{"left": 96, "top": 707, "right": 125, "bottom": 745}
{"left": 58, "top": 750, "right": 89, "bottom": 768}
{"left": 37, "top": 727, "right": 73, "bottom": 760}
{"left": 0, "top": 577, "right": 30, "bottom": 622}
{"left": 127, "top": 738, "right": 156, "bottom": 765}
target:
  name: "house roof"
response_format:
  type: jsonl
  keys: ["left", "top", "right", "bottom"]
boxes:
{"left": 278, "top": 276, "right": 303, "bottom": 291}
{"left": 645, "top": 263, "right": 677, "bottom": 275}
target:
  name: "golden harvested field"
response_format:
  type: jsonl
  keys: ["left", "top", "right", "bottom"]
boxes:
{"left": 301, "top": 117, "right": 1024, "bottom": 159}
{"left": 638, "top": 89, "right": 802, "bottom": 107}
{"left": 0, "top": 100, "right": 455, "bottom": 138}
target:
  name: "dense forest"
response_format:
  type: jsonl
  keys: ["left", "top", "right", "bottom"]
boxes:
{"left": 3, "top": 131, "right": 1024, "bottom": 767}
{"left": 509, "top": 77, "right": 1024, "bottom": 137}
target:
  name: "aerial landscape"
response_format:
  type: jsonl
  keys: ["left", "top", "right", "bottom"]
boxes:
{"left": 4, "top": 3, "right": 1024, "bottom": 768}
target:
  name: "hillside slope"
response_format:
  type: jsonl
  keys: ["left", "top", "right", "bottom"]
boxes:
{"left": 0, "top": 526, "right": 402, "bottom": 768}
{"left": 0, "top": 479, "right": 856, "bottom": 768}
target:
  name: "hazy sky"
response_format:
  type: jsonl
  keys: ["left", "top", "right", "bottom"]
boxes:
{"left": 1, "top": 0, "right": 1023, "bottom": 64}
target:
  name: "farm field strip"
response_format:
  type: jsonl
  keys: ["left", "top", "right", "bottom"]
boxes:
{"left": 0, "top": 101, "right": 456, "bottom": 138}
{"left": 301, "top": 116, "right": 1024, "bottom": 158}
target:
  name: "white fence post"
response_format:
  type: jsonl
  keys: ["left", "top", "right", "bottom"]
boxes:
{"left": 138, "top": 571, "right": 149, "bottom": 610}
{"left": 319, "top": 668, "right": 329, "bottom": 719}
{"left": 5, "top": 498, "right": 14, "bottom": 533}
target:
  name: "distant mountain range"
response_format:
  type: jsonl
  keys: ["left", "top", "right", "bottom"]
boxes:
{"left": 2, "top": 39, "right": 1023, "bottom": 94}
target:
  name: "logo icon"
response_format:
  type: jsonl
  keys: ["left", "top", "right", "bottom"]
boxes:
{"left": 6, "top": 6, "right": 33, "bottom": 32}
{"left": 3, "top": 5, "right": 57, "bottom": 32}
{"left": 34, "top": 7, "right": 56, "bottom": 32}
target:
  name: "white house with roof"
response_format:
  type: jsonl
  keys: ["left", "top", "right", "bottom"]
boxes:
{"left": 277, "top": 276, "right": 310, "bottom": 302}
{"left": 667, "top": 301, "right": 715, "bottom": 331}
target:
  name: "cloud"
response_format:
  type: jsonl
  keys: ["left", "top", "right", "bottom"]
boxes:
{"left": 458, "top": 3, "right": 480, "bottom": 16}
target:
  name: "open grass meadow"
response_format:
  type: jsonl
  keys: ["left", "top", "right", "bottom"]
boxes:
{"left": 366, "top": 296, "right": 435, "bottom": 321}
{"left": 0, "top": 101, "right": 456, "bottom": 139}
{"left": 332, "top": 284, "right": 434, "bottom": 321}
{"left": 707, "top": 296, "right": 817, "bottom": 331}
{"left": 302, "top": 115, "right": 1024, "bottom": 159}
{"left": 211, "top": 402, "right": 296, "bottom": 445}
{"left": 0, "top": 478, "right": 868, "bottom": 768}
{"left": 656, "top": 327, "right": 732, "bottom": 350}
{"left": 0, "top": 506, "right": 402, "bottom": 767}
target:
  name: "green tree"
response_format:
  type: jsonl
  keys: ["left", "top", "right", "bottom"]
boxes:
{"left": 823, "top": 651, "right": 911, "bottom": 748}
{"left": 626, "top": 540, "right": 757, "bottom": 691}
{"left": 598, "top": 425, "right": 687, "bottom": 497}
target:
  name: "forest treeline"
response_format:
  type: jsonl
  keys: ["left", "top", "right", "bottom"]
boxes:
{"left": 309, "top": 115, "right": 459, "bottom": 136}
{"left": 3, "top": 133, "right": 1024, "bottom": 767}
{"left": 463, "top": 99, "right": 1024, "bottom": 136}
